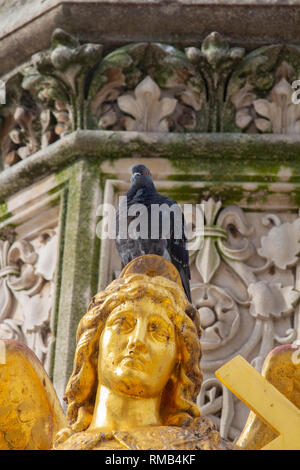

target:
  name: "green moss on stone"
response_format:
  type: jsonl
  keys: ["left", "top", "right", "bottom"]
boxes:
{"left": 292, "top": 189, "right": 300, "bottom": 207}
{"left": 0, "top": 224, "right": 17, "bottom": 243}
{"left": 160, "top": 183, "right": 246, "bottom": 205}
{"left": 0, "top": 201, "right": 14, "bottom": 224}
{"left": 0, "top": 201, "right": 8, "bottom": 218}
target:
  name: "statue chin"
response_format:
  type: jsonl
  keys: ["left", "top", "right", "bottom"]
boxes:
{"left": 108, "top": 377, "right": 153, "bottom": 399}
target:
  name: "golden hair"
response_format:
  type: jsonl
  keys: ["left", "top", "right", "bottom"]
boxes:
{"left": 63, "top": 273, "right": 202, "bottom": 433}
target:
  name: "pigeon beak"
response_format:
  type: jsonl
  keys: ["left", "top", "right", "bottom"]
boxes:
{"left": 130, "top": 172, "right": 141, "bottom": 183}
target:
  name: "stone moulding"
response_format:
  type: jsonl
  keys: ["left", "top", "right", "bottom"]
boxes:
{"left": 1, "top": 1, "right": 300, "bottom": 77}
{"left": 1, "top": 130, "right": 300, "bottom": 201}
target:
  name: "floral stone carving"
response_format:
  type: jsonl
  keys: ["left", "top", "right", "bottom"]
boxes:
{"left": 117, "top": 76, "right": 177, "bottom": 132}
{"left": 0, "top": 230, "right": 58, "bottom": 370}
{"left": 88, "top": 42, "right": 203, "bottom": 132}
{"left": 232, "top": 62, "right": 300, "bottom": 134}
{"left": 258, "top": 216, "right": 300, "bottom": 270}
{"left": 192, "top": 284, "right": 240, "bottom": 351}
{"left": 22, "top": 28, "right": 103, "bottom": 131}
{"left": 229, "top": 49, "right": 300, "bottom": 134}
{"left": 189, "top": 199, "right": 300, "bottom": 439}
{"left": 0, "top": 239, "right": 44, "bottom": 320}
{"left": 0, "top": 74, "right": 44, "bottom": 168}
{"left": 2, "top": 30, "right": 300, "bottom": 168}
{"left": 185, "top": 31, "right": 245, "bottom": 132}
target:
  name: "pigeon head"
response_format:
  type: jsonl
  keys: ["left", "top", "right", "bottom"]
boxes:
{"left": 130, "top": 164, "right": 154, "bottom": 188}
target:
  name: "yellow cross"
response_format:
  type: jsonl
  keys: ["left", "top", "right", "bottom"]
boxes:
{"left": 215, "top": 355, "right": 300, "bottom": 450}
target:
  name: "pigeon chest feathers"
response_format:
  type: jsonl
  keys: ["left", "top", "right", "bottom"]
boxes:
{"left": 115, "top": 164, "right": 192, "bottom": 302}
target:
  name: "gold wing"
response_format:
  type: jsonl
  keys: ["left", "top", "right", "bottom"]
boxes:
{"left": 236, "top": 344, "right": 300, "bottom": 450}
{"left": 0, "top": 339, "right": 66, "bottom": 450}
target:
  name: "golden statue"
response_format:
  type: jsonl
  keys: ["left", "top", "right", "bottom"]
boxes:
{"left": 53, "top": 255, "right": 233, "bottom": 450}
{"left": 0, "top": 255, "right": 299, "bottom": 450}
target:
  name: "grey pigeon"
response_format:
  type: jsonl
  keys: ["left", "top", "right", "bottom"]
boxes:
{"left": 115, "top": 164, "right": 191, "bottom": 302}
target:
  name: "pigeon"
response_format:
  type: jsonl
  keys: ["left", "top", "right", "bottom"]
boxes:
{"left": 115, "top": 164, "right": 191, "bottom": 302}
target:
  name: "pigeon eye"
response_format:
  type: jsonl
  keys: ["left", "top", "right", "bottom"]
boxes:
{"left": 145, "top": 171, "right": 149, "bottom": 176}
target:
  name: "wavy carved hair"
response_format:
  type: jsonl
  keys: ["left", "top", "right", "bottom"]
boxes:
{"left": 64, "top": 273, "right": 202, "bottom": 432}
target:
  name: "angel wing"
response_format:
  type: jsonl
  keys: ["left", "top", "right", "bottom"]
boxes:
{"left": 236, "top": 344, "right": 300, "bottom": 450}
{"left": 0, "top": 339, "right": 66, "bottom": 450}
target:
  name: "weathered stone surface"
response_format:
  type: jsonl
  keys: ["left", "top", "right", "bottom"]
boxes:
{"left": 1, "top": 1, "right": 300, "bottom": 75}
{"left": 1, "top": 130, "right": 300, "bottom": 201}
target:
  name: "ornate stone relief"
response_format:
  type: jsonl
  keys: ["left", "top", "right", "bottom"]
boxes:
{"left": 1, "top": 29, "right": 300, "bottom": 168}
{"left": 88, "top": 41, "right": 203, "bottom": 133}
{"left": 232, "top": 62, "right": 300, "bottom": 134}
{"left": 0, "top": 76, "right": 60, "bottom": 168}
{"left": 0, "top": 231, "right": 58, "bottom": 372}
{"left": 190, "top": 199, "right": 300, "bottom": 440}
{"left": 0, "top": 175, "right": 61, "bottom": 372}
{"left": 185, "top": 32, "right": 245, "bottom": 132}
{"left": 117, "top": 76, "right": 177, "bottom": 132}
{"left": 96, "top": 176, "right": 300, "bottom": 441}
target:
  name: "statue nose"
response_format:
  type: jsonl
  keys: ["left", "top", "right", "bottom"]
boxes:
{"left": 127, "top": 320, "right": 148, "bottom": 353}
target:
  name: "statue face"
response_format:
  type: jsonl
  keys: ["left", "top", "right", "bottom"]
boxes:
{"left": 98, "top": 296, "right": 177, "bottom": 398}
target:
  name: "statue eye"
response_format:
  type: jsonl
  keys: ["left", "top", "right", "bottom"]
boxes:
{"left": 149, "top": 321, "right": 170, "bottom": 342}
{"left": 109, "top": 316, "right": 134, "bottom": 332}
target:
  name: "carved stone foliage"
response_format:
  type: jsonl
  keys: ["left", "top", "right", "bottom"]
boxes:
{"left": 0, "top": 75, "right": 42, "bottom": 168}
{"left": 228, "top": 47, "right": 300, "bottom": 134}
{"left": 185, "top": 32, "right": 245, "bottom": 132}
{"left": 117, "top": 76, "right": 177, "bottom": 132}
{"left": 0, "top": 230, "right": 58, "bottom": 371}
{"left": 22, "top": 28, "right": 103, "bottom": 131}
{"left": 1, "top": 29, "right": 300, "bottom": 168}
{"left": 0, "top": 74, "right": 61, "bottom": 169}
{"left": 88, "top": 42, "right": 203, "bottom": 133}
{"left": 190, "top": 199, "right": 300, "bottom": 440}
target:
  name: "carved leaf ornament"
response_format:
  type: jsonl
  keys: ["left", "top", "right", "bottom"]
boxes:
{"left": 230, "top": 58, "right": 300, "bottom": 134}
{"left": 117, "top": 76, "right": 177, "bottom": 132}
{"left": 258, "top": 218, "right": 300, "bottom": 270}
{"left": 0, "top": 233, "right": 58, "bottom": 367}
{"left": 248, "top": 282, "right": 300, "bottom": 320}
{"left": 3, "top": 30, "right": 300, "bottom": 168}
{"left": 253, "top": 75, "right": 300, "bottom": 134}
{"left": 190, "top": 198, "right": 254, "bottom": 284}
{"left": 191, "top": 201, "right": 300, "bottom": 345}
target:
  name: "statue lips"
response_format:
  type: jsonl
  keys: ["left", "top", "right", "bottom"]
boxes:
{"left": 121, "top": 353, "right": 147, "bottom": 372}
